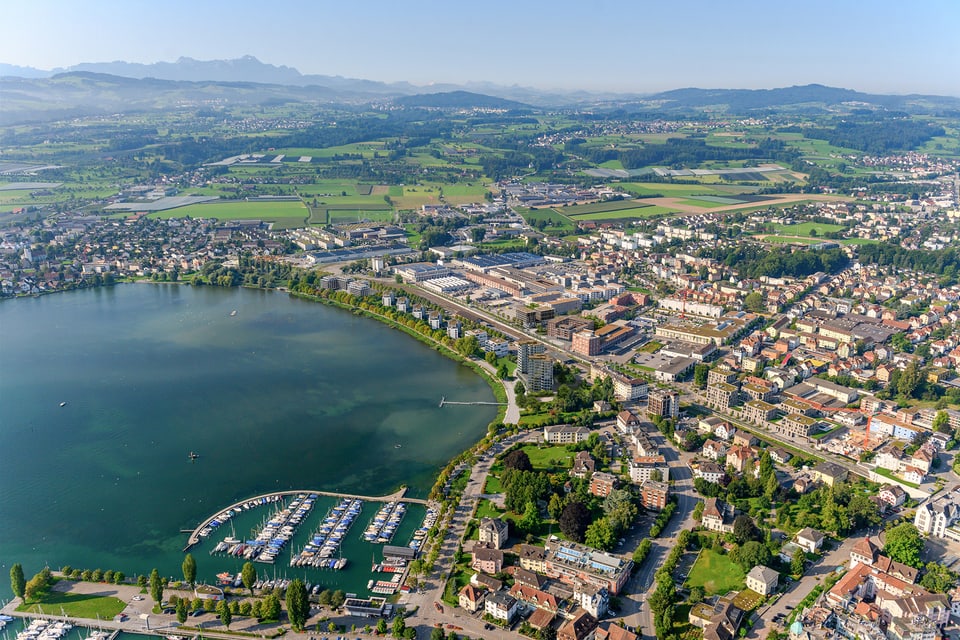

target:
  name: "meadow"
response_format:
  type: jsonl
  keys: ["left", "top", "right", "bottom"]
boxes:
{"left": 158, "top": 200, "right": 309, "bottom": 229}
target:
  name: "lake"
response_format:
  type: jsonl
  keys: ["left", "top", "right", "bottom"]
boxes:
{"left": 0, "top": 284, "right": 495, "bottom": 596}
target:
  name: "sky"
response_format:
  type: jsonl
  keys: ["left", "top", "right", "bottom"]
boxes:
{"left": 3, "top": 0, "right": 959, "bottom": 96}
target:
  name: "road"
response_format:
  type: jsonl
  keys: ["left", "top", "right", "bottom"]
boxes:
{"left": 402, "top": 431, "right": 541, "bottom": 639}
{"left": 616, "top": 427, "right": 701, "bottom": 640}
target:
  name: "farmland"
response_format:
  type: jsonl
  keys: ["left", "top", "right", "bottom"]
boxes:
{"left": 159, "top": 200, "right": 309, "bottom": 229}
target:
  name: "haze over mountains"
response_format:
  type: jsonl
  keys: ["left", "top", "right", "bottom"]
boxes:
{"left": 1, "top": 55, "right": 959, "bottom": 126}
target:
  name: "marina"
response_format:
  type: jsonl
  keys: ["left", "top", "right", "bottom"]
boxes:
{"left": 190, "top": 488, "right": 438, "bottom": 597}
{"left": 290, "top": 498, "right": 361, "bottom": 569}
{"left": 361, "top": 501, "right": 405, "bottom": 544}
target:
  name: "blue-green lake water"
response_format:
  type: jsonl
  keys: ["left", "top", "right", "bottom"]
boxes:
{"left": 0, "top": 284, "right": 495, "bottom": 597}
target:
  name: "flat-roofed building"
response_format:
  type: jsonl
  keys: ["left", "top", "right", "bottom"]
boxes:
{"left": 775, "top": 413, "right": 820, "bottom": 439}
{"left": 641, "top": 480, "right": 670, "bottom": 510}
{"left": 706, "top": 382, "right": 739, "bottom": 412}
{"left": 743, "top": 399, "right": 778, "bottom": 424}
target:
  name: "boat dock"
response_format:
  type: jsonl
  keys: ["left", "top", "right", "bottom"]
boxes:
{"left": 183, "top": 487, "right": 423, "bottom": 551}
{"left": 438, "top": 395, "right": 507, "bottom": 407}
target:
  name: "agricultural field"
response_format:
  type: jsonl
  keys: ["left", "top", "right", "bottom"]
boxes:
{"left": 557, "top": 199, "right": 648, "bottom": 216}
{"left": 159, "top": 200, "right": 309, "bottom": 229}
{"left": 571, "top": 205, "right": 674, "bottom": 221}
{"left": 616, "top": 182, "right": 756, "bottom": 197}
{"left": 517, "top": 207, "right": 577, "bottom": 234}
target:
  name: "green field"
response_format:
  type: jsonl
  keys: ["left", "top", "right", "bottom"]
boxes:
{"left": 518, "top": 208, "right": 577, "bottom": 234}
{"left": 617, "top": 182, "right": 755, "bottom": 197}
{"left": 685, "top": 549, "right": 746, "bottom": 596}
{"left": 770, "top": 221, "right": 846, "bottom": 236}
{"left": 571, "top": 206, "right": 673, "bottom": 221}
{"left": 17, "top": 589, "right": 127, "bottom": 619}
{"left": 519, "top": 444, "right": 576, "bottom": 471}
{"left": 558, "top": 199, "right": 650, "bottom": 216}
{"left": 160, "top": 200, "right": 308, "bottom": 229}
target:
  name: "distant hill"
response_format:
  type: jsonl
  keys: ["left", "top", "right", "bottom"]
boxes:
{"left": 392, "top": 90, "right": 530, "bottom": 110}
{"left": 644, "top": 84, "right": 960, "bottom": 113}
{"left": 0, "top": 72, "right": 339, "bottom": 125}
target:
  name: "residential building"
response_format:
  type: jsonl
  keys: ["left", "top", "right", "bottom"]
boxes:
{"left": 611, "top": 373, "right": 648, "bottom": 402}
{"left": 590, "top": 472, "right": 618, "bottom": 498}
{"left": 745, "top": 565, "right": 779, "bottom": 596}
{"left": 701, "top": 497, "right": 735, "bottom": 534}
{"left": 641, "top": 480, "right": 669, "bottom": 510}
{"left": 706, "top": 382, "right": 739, "bottom": 412}
{"left": 693, "top": 461, "right": 725, "bottom": 484}
{"left": 616, "top": 410, "right": 641, "bottom": 434}
{"left": 517, "top": 339, "right": 547, "bottom": 375}
{"left": 879, "top": 485, "right": 907, "bottom": 508}
{"left": 850, "top": 537, "right": 881, "bottom": 569}
{"left": 571, "top": 451, "right": 596, "bottom": 479}
{"left": 774, "top": 413, "right": 820, "bottom": 439}
{"left": 519, "top": 544, "right": 548, "bottom": 573}
{"left": 472, "top": 543, "right": 504, "bottom": 575}
{"left": 558, "top": 609, "right": 599, "bottom": 640}
{"left": 572, "top": 330, "right": 602, "bottom": 356}
{"left": 914, "top": 486, "right": 960, "bottom": 540}
{"left": 726, "top": 445, "right": 755, "bottom": 474}
{"left": 701, "top": 439, "right": 727, "bottom": 461}
{"left": 458, "top": 584, "right": 484, "bottom": 613}
{"left": 632, "top": 431, "right": 659, "bottom": 457}
{"left": 795, "top": 527, "right": 825, "bottom": 554}
{"left": 508, "top": 583, "right": 559, "bottom": 613}
{"left": 742, "top": 399, "right": 778, "bottom": 424}
{"left": 769, "top": 447, "right": 793, "bottom": 464}
{"left": 485, "top": 591, "right": 520, "bottom": 624}
{"left": 647, "top": 388, "right": 679, "bottom": 420}
{"left": 596, "top": 624, "right": 638, "bottom": 640}
{"left": 811, "top": 461, "right": 849, "bottom": 487}
{"left": 573, "top": 582, "right": 609, "bottom": 619}
{"left": 544, "top": 424, "right": 591, "bottom": 444}
{"left": 479, "top": 517, "right": 509, "bottom": 549}
{"left": 629, "top": 455, "right": 670, "bottom": 483}
{"left": 523, "top": 353, "right": 555, "bottom": 392}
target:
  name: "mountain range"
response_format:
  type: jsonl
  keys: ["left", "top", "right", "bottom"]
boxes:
{"left": 2, "top": 56, "right": 958, "bottom": 125}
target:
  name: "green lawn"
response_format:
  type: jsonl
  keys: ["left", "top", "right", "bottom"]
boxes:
{"left": 873, "top": 467, "right": 919, "bottom": 489}
{"left": 616, "top": 182, "right": 754, "bottom": 197}
{"left": 516, "top": 207, "right": 576, "bottom": 234}
{"left": 685, "top": 549, "right": 746, "bottom": 596}
{"left": 18, "top": 590, "right": 127, "bottom": 619}
{"left": 520, "top": 444, "right": 576, "bottom": 471}
{"left": 483, "top": 474, "right": 503, "bottom": 494}
{"left": 476, "top": 498, "right": 503, "bottom": 520}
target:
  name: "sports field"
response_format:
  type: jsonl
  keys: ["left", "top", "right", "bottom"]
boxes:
{"left": 770, "top": 221, "right": 846, "bottom": 236}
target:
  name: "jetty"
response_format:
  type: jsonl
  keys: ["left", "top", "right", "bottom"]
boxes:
{"left": 439, "top": 395, "right": 507, "bottom": 407}
{"left": 183, "top": 487, "right": 423, "bottom": 551}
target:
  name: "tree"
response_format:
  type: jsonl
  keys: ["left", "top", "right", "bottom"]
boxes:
{"left": 692, "top": 501, "right": 705, "bottom": 522}
{"left": 182, "top": 553, "right": 197, "bottom": 586}
{"left": 920, "top": 561, "right": 957, "bottom": 593}
{"left": 503, "top": 449, "right": 533, "bottom": 472}
{"left": 497, "top": 362, "right": 509, "bottom": 379}
{"left": 548, "top": 493, "right": 565, "bottom": 520}
{"left": 730, "top": 541, "right": 771, "bottom": 572}
{"left": 559, "top": 500, "right": 591, "bottom": 542}
{"left": 847, "top": 493, "right": 881, "bottom": 531}
{"left": 689, "top": 585, "right": 705, "bottom": 604}
{"left": 376, "top": 618, "right": 388, "bottom": 635}
{"left": 585, "top": 518, "right": 616, "bottom": 550}
{"left": 485, "top": 351, "right": 498, "bottom": 366}
{"left": 241, "top": 562, "right": 257, "bottom": 595}
{"left": 10, "top": 564, "right": 25, "bottom": 599}
{"left": 331, "top": 589, "right": 346, "bottom": 609}
{"left": 791, "top": 548, "right": 806, "bottom": 576}
{"left": 519, "top": 501, "right": 541, "bottom": 533}
{"left": 431, "top": 626, "right": 446, "bottom": 640}
{"left": 694, "top": 364, "right": 710, "bottom": 388}
{"left": 176, "top": 598, "right": 188, "bottom": 624}
{"left": 217, "top": 599, "right": 232, "bottom": 629}
{"left": 455, "top": 336, "right": 479, "bottom": 358}
{"left": 392, "top": 614, "right": 407, "bottom": 638}
{"left": 262, "top": 593, "right": 281, "bottom": 621}
{"left": 149, "top": 568, "right": 163, "bottom": 605}
{"left": 933, "top": 410, "right": 950, "bottom": 433}
{"left": 743, "top": 291, "right": 765, "bottom": 313}
{"left": 286, "top": 579, "right": 309, "bottom": 631}
{"left": 884, "top": 523, "right": 925, "bottom": 568}
{"left": 733, "top": 515, "right": 760, "bottom": 545}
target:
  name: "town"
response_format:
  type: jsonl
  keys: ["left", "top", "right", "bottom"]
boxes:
{"left": 4, "top": 89, "right": 960, "bottom": 640}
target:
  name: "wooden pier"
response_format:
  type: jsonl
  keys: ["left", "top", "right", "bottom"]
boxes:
{"left": 438, "top": 395, "right": 507, "bottom": 407}
{"left": 183, "top": 486, "right": 425, "bottom": 551}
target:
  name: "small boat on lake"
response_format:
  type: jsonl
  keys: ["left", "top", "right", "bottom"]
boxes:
{"left": 59, "top": 401, "right": 67, "bottom": 407}
{"left": 188, "top": 451, "right": 199, "bottom": 460}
